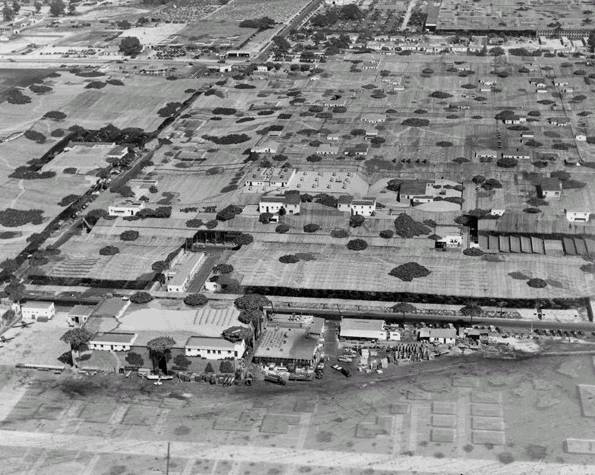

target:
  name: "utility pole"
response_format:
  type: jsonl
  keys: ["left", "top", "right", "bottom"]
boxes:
{"left": 166, "top": 442, "right": 170, "bottom": 475}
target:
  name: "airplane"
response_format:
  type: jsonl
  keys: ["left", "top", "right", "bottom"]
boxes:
{"left": 15, "top": 322, "right": 33, "bottom": 328}
{"left": 0, "top": 336, "right": 15, "bottom": 343}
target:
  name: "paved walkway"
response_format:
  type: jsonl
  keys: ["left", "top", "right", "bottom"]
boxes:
{"left": 0, "top": 429, "right": 592, "bottom": 474}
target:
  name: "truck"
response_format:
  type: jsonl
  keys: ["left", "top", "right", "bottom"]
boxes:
{"left": 264, "top": 373, "right": 287, "bottom": 385}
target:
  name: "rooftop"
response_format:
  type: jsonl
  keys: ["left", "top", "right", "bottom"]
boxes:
{"left": 90, "top": 332, "right": 136, "bottom": 344}
{"left": 168, "top": 252, "right": 205, "bottom": 287}
{"left": 69, "top": 304, "right": 96, "bottom": 316}
{"left": 341, "top": 318, "right": 384, "bottom": 333}
{"left": 186, "top": 336, "right": 237, "bottom": 349}
{"left": 254, "top": 326, "right": 318, "bottom": 361}
{"left": 22, "top": 301, "right": 53, "bottom": 309}
{"left": 93, "top": 297, "right": 130, "bottom": 318}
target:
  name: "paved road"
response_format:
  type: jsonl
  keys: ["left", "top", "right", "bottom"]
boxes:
{"left": 272, "top": 306, "right": 595, "bottom": 331}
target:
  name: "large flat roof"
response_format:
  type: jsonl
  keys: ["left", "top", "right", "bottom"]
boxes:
{"left": 168, "top": 252, "right": 205, "bottom": 287}
{"left": 254, "top": 326, "right": 317, "bottom": 361}
{"left": 90, "top": 332, "right": 136, "bottom": 344}
{"left": 186, "top": 336, "right": 236, "bottom": 349}
{"left": 93, "top": 298, "right": 129, "bottom": 318}
{"left": 341, "top": 318, "right": 384, "bottom": 332}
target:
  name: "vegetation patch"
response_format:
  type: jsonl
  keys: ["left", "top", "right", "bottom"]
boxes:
{"left": 6, "top": 88, "right": 31, "bottom": 104}
{"left": 394, "top": 213, "right": 430, "bottom": 238}
{"left": 527, "top": 278, "right": 547, "bottom": 288}
{"left": 0, "top": 208, "right": 44, "bottom": 227}
{"left": 346, "top": 239, "right": 367, "bottom": 251}
{"left": 99, "top": 245, "right": 120, "bottom": 256}
{"left": 402, "top": 118, "right": 430, "bottom": 127}
{"left": 24, "top": 130, "right": 46, "bottom": 143}
{"left": 120, "top": 230, "right": 139, "bottom": 241}
{"left": 203, "top": 134, "right": 251, "bottom": 145}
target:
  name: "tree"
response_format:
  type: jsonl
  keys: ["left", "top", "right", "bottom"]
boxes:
{"left": 460, "top": 304, "right": 482, "bottom": 317}
{"left": 205, "top": 362, "right": 214, "bottom": 373}
{"left": 68, "top": 1, "right": 75, "bottom": 14}
{"left": 119, "top": 36, "right": 142, "bottom": 56}
{"left": 34, "top": 1, "right": 41, "bottom": 13}
{"left": 11, "top": 0, "right": 19, "bottom": 14}
{"left": 183, "top": 293, "right": 208, "bottom": 307}
{"left": 379, "top": 229, "right": 394, "bottom": 239}
{"left": 125, "top": 352, "right": 144, "bottom": 368}
{"left": 120, "top": 230, "right": 139, "bottom": 241}
{"left": 389, "top": 262, "right": 431, "bottom": 281}
{"left": 233, "top": 233, "right": 253, "bottom": 247}
{"left": 259, "top": 212, "right": 273, "bottom": 224}
{"left": 4, "top": 278, "right": 25, "bottom": 303}
{"left": 346, "top": 239, "right": 367, "bottom": 251}
{"left": 213, "top": 263, "right": 233, "bottom": 274}
{"left": 130, "top": 291, "right": 153, "bottom": 304}
{"left": 146, "top": 336, "right": 175, "bottom": 374}
{"left": 588, "top": 30, "right": 595, "bottom": 53}
{"left": 275, "top": 223, "right": 290, "bottom": 233}
{"left": 392, "top": 302, "right": 417, "bottom": 315}
{"left": 272, "top": 35, "right": 290, "bottom": 53}
{"left": 173, "top": 354, "right": 191, "bottom": 370}
{"left": 60, "top": 328, "right": 93, "bottom": 364}
{"left": 2, "top": 4, "right": 14, "bottom": 21}
{"left": 216, "top": 204, "right": 242, "bottom": 221}
{"left": 222, "top": 325, "right": 252, "bottom": 344}
{"left": 49, "top": 0, "right": 64, "bottom": 16}
{"left": 303, "top": 223, "right": 320, "bottom": 233}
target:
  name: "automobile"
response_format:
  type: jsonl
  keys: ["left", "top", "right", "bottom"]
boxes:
{"left": 338, "top": 356, "right": 353, "bottom": 363}
{"left": 331, "top": 364, "right": 343, "bottom": 372}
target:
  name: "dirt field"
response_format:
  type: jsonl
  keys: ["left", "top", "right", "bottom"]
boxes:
{"left": 0, "top": 350, "right": 594, "bottom": 474}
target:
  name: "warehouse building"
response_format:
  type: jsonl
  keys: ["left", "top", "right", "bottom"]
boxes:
{"left": 340, "top": 318, "right": 387, "bottom": 341}
{"left": 253, "top": 326, "right": 320, "bottom": 371}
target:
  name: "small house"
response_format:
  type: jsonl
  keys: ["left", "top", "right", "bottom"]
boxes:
{"left": 259, "top": 191, "right": 301, "bottom": 215}
{"left": 88, "top": 332, "right": 137, "bottom": 352}
{"left": 537, "top": 178, "right": 562, "bottom": 200}
{"left": 68, "top": 304, "right": 95, "bottom": 327}
{"left": 185, "top": 336, "right": 246, "bottom": 360}
{"left": 566, "top": 211, "right": 590, "bottom": 223}
{"left": 21, "top": 301, "right": 55, "bottom": 322}
{"left": 108, "top": 200, "right": 145, "bottom": 217}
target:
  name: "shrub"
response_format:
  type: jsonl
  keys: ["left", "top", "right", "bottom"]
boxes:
{"left": 216, "top": 205, "right": 242, "bottom": 221}
{"left": 184, "top": 294, "right": 208, "bottom": 307}
{"left": 99, "top": 245, "right": 119, "bottom": 256}
{"left": 24, "top": 130, "right": 46, "bottom": 143}
{"left": 173, "top": 354, "right": 191, "bottom": 370}
{"left": 315, "top": 194, "right": 338, "bottom": 208}
{"left": 120, "top": 230, "right": 139, "bottom": 241}
{"left": 346, "top": 239, "right": 367, "bottom": 251}
{"left": 497, "top": 157, "right": 518, "bottom": 168}
{"left": 482, "top": 178, "right": 502, "bottom": 190}
{"left": 218, "top": 360, "right": 234, "bottom": 374}
{"left": 206, "top": 220, "right": 218, "bottom": 229}
{"left": 279, "top": 254, "right": 300, "bottom": 263}
{"left": 303, "top": 223, "right": 320, "bottom": 233}
{"left": 349, "top": 214, "right": 365, "bottom": 227}
{"left": 330, "top": 228, "right": 349, "bottom": 238}
{"left": 394, "top": 213, "right": 430, "bottom": 238}
{"left": 212, "top": 107, "right": 237, "bottom": 115}
{"left": 463, "top": 247, "right": 484, "bottom": 256}
{"left": 130, "top": 292, "right": 152, "bottom": 304}
{"left": 214, "top": 263, "right": 233, "bottom": 274}
{"left": 527, "top": 278, "right": 547, "bottom": 288}
{"left": 58, "top": 194, "right": 80, "bottom": 207}
{"left": 203, "top": 133, "right": 251, "bottom": 145}
{"left": 379, "top": 229, "right": 394, "bottom": 239}
{"left": 259, "top": 212, "right": 273, "bottom": 224}
{"left": 29, "top": 84, "right": 52, "bottom": 94}
{"left": 389, "top": 262, "right": 431, "bottom": 281}
{"left": 402, "top": 118, "right": 430, "bottom": 127}
{"left": 275, "top": 223, "right": 290, "bottom": 233}
{"left": 0, "top": 208, "right": 44, "bottom": 227}
{"left": 185, "top": 218, "right": 203, "bottom": 228}
{"left": 43, "top": 110, "right": 67, "bottom": 121}
{"left": 429, "top": 91, "right": 452, "bottom": 99}
{"left": 85, "top": 81, "right": 106, "bottom": 89}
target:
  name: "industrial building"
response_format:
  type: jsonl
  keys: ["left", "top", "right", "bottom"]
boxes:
{"left": 258, "top": 192, "right": 301, "bottom": 215}
{"left": 253, "top": 325, "right": 321, "bottom": 372}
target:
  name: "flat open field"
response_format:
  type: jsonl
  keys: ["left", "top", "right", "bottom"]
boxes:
{"left": 229, "top": 241, "right": 593, "bottom": 299}
{"left": 0, "top": 351, "right": 594, "bottom": 473}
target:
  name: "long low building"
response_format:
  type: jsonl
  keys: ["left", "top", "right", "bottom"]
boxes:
{"left": 165, "top": 251, "right": 205, "bottom": 293}
{"left": 340, "top": 318, "right": 386, "bottom": 341}
{"left": 185, "top": 336, "right": 246, "bottom": 360}
{"left": 253, "top": 326, "right": 320, "bottom": 371}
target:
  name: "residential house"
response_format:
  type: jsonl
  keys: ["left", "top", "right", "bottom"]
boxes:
{"left": 537, "top": 178, "right": 562, "bottom": 200}
{"left": 21, "top": 301, "right": 55, "bottom": 322}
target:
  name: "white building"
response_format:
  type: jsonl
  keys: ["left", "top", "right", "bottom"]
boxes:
{"left": 107, "top": 145, "right": 129, "bottom": 160}
{"left": 538, "top": 178, "right": 562, "bottom": 200}
{"left": 259, "top": 192, "right": 301, "bottom": 215}
{"left": 418, "top": 328, "right": 456, "bottom": 344}
{"left": 316, "top": 144, "right": 339, "bottom": 156}
{"left": 340, "top": 318, "right": 387, "bottom": 341}
{"left": 88, "top": 332, "right": 137, "bottom": 352}
{"left": 251, "top": 141, "right": 279, "bottom": 155}
{"left": 185, "top": 336, "right": 246, "bottom": 360}
{"left": 21, "top": 301, "right": 55, "bottom": 322}
{"left": 108, "top": 200, "right": 145, "bottom": 217}
{"left": 566, "top": 211, "right": 590, "bottom": 223}
{"left": 244, "top": 167, "right": 296, "bottom": 190}
{"left": 165, "top": 252, "right": 206, "bottom": 293}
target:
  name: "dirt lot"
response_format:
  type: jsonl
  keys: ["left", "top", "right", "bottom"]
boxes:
{"left": 0, "top": 350, "right": 594, "bottom": 474}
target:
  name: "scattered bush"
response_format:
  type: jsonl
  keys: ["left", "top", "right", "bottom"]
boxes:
{"left": 429, "top": 91, "right": 453, "bottom": 99}
{"left": 389, "top": 262, "right": 431, "bottom": 281}
{"left": 216, "top": 205, "right": 242, "bottom": 221}
{"left": 24, "top": 130, "right": 46, "bottom": 143}
{"left": 29, "top": 84, "right": 52, "bottom": 94}
{"left": 6, "top": 88, "right": 31, "bottom": 104}
{"left": 379, "top": 229, "right": 394, "bottom": 239}
{"left": 275, "top": 223, "right": 290, "bottom": 233}
{"left": 303, "top": 223, "right": 320, "bottom": 233}
{"left": 233, "top": 233, "right": 253, "bottom": 247}
{"left": 482, "top": 178, "right": 502, "bottom": 191}
{"left": 463, "top": 247, "right": 484, "bottom": 256}
{"left": 205, "top": 219, "right": 218, "bottom": 229}
{"left": 107, "top": 79, "right": 124, "bottom": 86}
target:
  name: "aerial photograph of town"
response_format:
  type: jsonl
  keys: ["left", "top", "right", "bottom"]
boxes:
{"left": 0, "top": 0, "right": 594, "bottom": 473}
